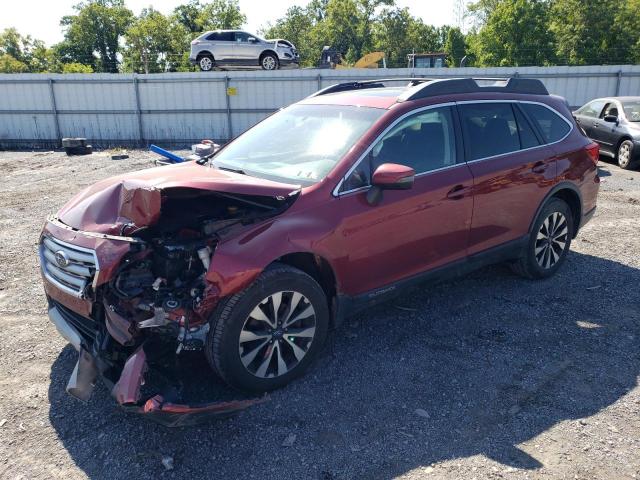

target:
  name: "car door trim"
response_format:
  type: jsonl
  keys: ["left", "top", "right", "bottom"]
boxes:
{"left": 333, "top": 102, "right": 457, "bottom": 197}
{"left": 333, "top": 100, "right": 573, "bottom": 197}
{"left": 456, "top": 100, "right": 574, "bottom": 164}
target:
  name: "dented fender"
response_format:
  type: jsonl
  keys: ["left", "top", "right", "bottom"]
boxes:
{"left": 206, "top": 206, "right": 344, "bottom": 299}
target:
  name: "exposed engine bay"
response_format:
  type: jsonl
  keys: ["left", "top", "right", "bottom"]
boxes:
{"left": 43, "top": 186, "right": 298, "bottom": 426}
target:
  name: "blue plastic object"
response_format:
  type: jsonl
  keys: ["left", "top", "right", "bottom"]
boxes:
{"left": 150, "top": 144, "right": 184, "bottom": 163}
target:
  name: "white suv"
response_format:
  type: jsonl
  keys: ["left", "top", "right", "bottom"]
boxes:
{"left": 189, "top": 30, "right": 299, "bottom": 71}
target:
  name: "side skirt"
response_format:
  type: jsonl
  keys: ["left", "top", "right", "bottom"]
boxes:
{"left": 334, "top": 235, "right": 528, "bottom": 325}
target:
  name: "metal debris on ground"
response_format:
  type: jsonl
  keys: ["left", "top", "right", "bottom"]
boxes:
{"left": 161, "top": 456, "right": 174, "bottom": 470}
{"left": 282, "top": 433, "right": 297, "bottom": 447}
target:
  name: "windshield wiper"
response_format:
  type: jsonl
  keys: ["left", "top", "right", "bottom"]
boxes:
{"left": 217, "top": 165, "right": 246, "bottom": 175}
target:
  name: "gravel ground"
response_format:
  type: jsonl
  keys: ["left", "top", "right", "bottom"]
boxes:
{"left": 0, "top": 149, "right": 639, "bottom": 480}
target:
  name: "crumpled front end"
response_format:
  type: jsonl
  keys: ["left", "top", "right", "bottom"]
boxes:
{"left": 40, "top": 177, "right": 298, "bottom": 425}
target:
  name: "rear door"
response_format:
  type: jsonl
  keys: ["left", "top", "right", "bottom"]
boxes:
{"left": 334, "top": 105, "right": 474, "bottom": 295}
{"left": 210, "top": 31, "right": 235, "bottom": 60}
{"left": 458, "top": 101, "right": 558, "bottom": 255}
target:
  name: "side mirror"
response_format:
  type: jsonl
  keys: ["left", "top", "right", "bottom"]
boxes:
{"left": 603, "top": 115, "right": 618, "bottom": 123}
{"left": 367, "top": 163, "right": 415, "bottom": 205}
{"left": 248, "top": 37, "right": 257, "bottom": 43}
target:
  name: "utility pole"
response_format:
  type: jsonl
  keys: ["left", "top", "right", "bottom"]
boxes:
{"left": 454, "top": 0, "right": 467, "bottom": 32}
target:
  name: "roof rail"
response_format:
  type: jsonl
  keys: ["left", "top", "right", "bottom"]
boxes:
{"left": 308, "top": 77, "right": 435, "bottom": 98}
{"left": 398, "top": 77, "right": 549, "bottom": 101}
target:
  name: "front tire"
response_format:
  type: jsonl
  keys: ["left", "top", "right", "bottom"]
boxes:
{"left": 206, "top": 264, "right": 329, "bottom": 392}
{"left": 617, "top": 139, "right": 637, "bottom": 170}
{"left": 260, "top": 53, "right": 279, "bottom": 71}
{"left": 511, "top": 198, "right": 574, "bottom": 279}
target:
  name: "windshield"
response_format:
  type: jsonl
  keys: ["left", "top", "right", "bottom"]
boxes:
{"left": 623, "top": 101, "right": 640, "bottom": 122}
{"left": 211, "top": 104, "right": 385, "bottom": 185}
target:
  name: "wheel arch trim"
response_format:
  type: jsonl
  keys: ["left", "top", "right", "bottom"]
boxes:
{"left": 529, "top": 182, "right": 583, "bottom": 238}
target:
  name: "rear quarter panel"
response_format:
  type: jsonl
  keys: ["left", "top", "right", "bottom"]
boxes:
{"left": 547, "top": 97, "right": 599, "bottom": 217}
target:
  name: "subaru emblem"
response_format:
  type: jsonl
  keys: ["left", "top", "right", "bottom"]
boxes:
{"left": 54, "top": 250, "right": 70, "bottom": 268}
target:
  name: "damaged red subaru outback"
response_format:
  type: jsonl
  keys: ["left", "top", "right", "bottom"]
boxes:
{"left": 40, "top": 77, "right": 599, "bottom": 423}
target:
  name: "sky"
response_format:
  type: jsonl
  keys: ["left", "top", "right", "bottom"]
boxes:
{"left": 0, "top": 0, "right": 459, "bottom": 46}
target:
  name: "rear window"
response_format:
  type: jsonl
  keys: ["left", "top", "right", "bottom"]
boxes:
{"left": 459, "top": 103, "right": 520, "bottom": 160}
{"left": 521, "top": 104, "right": 571, "bottom": 143}
{"left": 623, "top": 101, "right": 640, "bottom": 122}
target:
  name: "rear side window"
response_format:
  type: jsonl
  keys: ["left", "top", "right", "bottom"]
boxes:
{"left": 521, "top": 104, "right": 571, "bottom": 143}
{"left": 209, "top": 32, "right": 233, "bottom": 41}
{"left": 514, "top": 107, "right": 540, "bottom": 149}
{"left": 459, "top": 103, "right": 520, "bottom": 160}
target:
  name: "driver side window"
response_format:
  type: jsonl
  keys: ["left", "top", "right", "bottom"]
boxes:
{"left": 341, "top": 106, "right": 457, "bottom": 192}
{"left": 601, "top": 102, "right": 619, "bottom": 119}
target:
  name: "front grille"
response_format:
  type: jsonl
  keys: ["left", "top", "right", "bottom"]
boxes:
{"left": 40, "top": 236, "right": 98, "bottom": 298}
{"left": 54, "top": 300, "right": 101, "bottom": 343}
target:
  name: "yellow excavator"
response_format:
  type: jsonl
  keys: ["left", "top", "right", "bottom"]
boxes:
{"left": 318, "top": 47, "right": 386, "bottom": 69}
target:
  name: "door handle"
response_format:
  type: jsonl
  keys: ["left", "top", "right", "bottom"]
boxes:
{"left": 446, "top": 184, "right": 469, "bottom": 200}
{"left": 532, "top": 161, "right": 547, "bottom": 174}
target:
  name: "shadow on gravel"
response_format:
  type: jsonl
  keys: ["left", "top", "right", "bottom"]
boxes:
{"left": 47, "top": 251, "right": 640, "bottom": 479}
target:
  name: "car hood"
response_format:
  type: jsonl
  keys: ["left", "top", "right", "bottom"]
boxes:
{"left": 265, "top": 39, "right": 295, "bottom": 49}
{"left": 56, "top": 161, "right": 300, "bottom": 236}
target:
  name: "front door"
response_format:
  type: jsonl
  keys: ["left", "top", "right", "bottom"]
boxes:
{"left": 594, "top": 101, "right": 622, "bottom": 155}
{"left": 233, "top": 32, "right": 261, "bottom": 64}
{"left": 334, "top": 105, "right": 474, "bottom": 295}
{"left": 574, "top": 99, "right": 607, "bottom": 139}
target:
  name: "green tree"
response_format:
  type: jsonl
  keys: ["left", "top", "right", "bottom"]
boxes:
{"left": 372, "top": 8, "right": 448, "bottom": 68}
{"left": 173, "top": 0, "right": 246, "bottom": 34}
{"left": 199, "top": 0, "right": 247, "bottom": 30}
{"left": 317, "top": 0, "right": 393, "bottom": 63}
{"left": 0, "top": 28, "right": 57, "bottom": 72}
{"left": 0, "top": 54, "right": 28, "bottom": 73}
{"left": 468, "top": 0, "right": 554, "bottom": 66}
{"left": 372, "top": 7, "right": 416, "bottom": 68}
{"left": 612, "top": 0, "right": 640, "bottom": 63}
{"left": 124, "top": 8, "right": 188, "bottom": 73}
{"left": 261, "top": 6, "right": 318, "bottom": 66}
{"left": 59, "top": 0, "right": 133, "bottom": 72}
{"left": 62, "top": 62, "right": 94, "bottom": 73}
{"left": 444, "top": 27, "right": 467, "bottom": 67}
{"left": 549, "top": 0, "right": 623, "bottom": 65}
{"left": 173, "top": 0, "right": 204, "bottom": 33}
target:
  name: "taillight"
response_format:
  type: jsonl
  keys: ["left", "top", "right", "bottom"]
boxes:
{"left": 586, "top": 142, "right": 599, "bottom": 165}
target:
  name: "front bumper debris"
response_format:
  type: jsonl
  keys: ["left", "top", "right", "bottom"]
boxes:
{"left": 48, "top": 303, "right": 266, "bottom": 427}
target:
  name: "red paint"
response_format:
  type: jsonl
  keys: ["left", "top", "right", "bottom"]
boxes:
{"left": 43, "top": 88, "right": 598, "bottom": 304}
{"left": 112, "top": 346, "right": 147, "bottom": 404}
{"left": 41, "top": 86, "right": 599, "bottom": 412}
{"left": 371, "top": 163, "right": 415, "bottom": 188}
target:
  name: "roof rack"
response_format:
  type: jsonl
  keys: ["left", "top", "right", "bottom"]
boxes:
{"left": 309, "top": 77, "right": 549, "bottom": 100}
{"left": 398, "top": 77, "right": 549, "bottom": 101}
{"left": 308, "top": 77, "right": 435, "bottom": 98}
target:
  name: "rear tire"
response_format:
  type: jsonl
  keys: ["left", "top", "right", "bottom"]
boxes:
{"left": 206, "top": 264, "right": 329, "bottom": 392}
{"left": 198, "top": 54, "right": 214, "bottom": 72}
{"left": 617, "top": 139, "right": 637, "bottom": 170}
{"left": 511, "top": 198, "right": 574, "bottom": 279}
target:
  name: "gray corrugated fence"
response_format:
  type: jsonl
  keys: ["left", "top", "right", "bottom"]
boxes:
{"left": 1, "top": 65, "right": 639, "bottom": 149}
